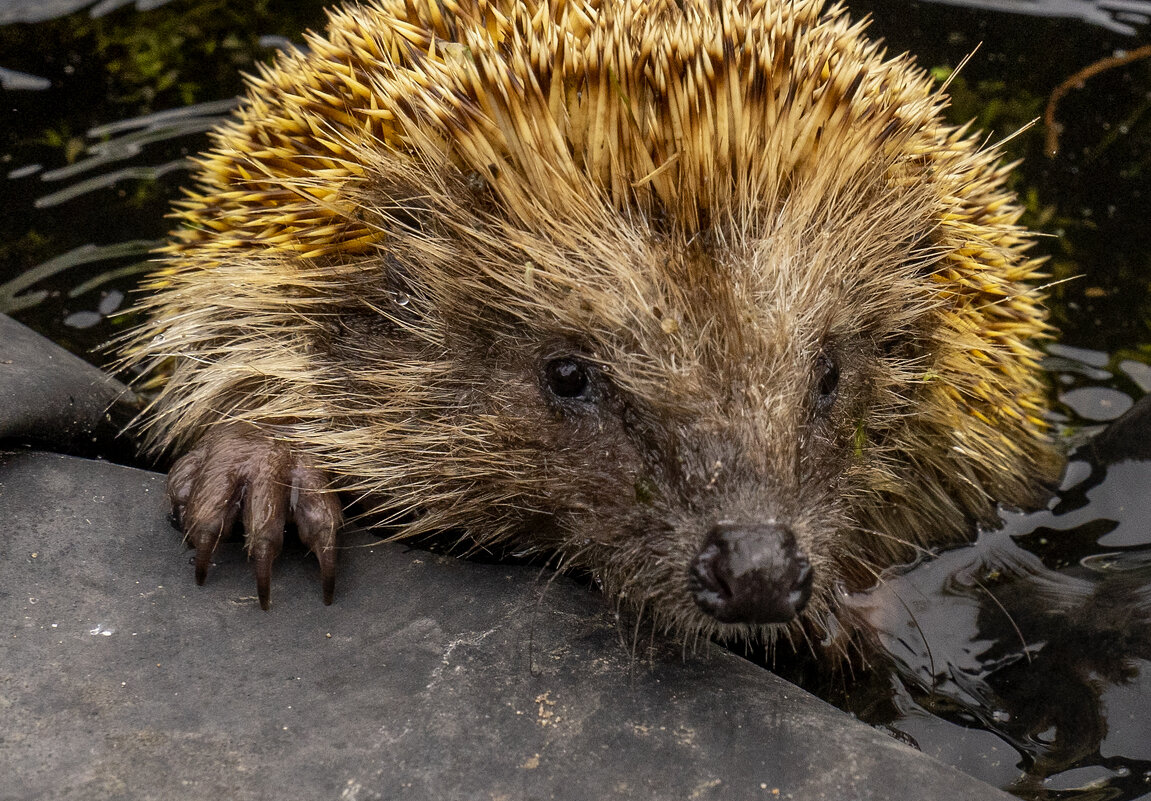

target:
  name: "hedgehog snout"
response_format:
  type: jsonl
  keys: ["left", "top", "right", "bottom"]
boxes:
{"left": 688, "top": 521, "right": 814, "bottom": 625}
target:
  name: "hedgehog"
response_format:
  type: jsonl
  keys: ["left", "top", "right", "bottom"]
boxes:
{"left": 125, "top": 0, "right": 1063, "bottom": 654}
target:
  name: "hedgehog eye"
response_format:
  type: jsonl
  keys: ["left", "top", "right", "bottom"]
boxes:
{"left": 816, "top": 352, "right": 839, "bottom": 409}
{"left": 545, "top": 357, "right": 593, "bottom": 400}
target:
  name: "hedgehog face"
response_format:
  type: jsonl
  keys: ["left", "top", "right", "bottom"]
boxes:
{"left": 375, "top": 211, "right": 940, "bottom": 643}
{"left": 521, "top": 338, "right": 858, "bottom": 639}
{"left": 298, "top": 145, "right": 957, "bottom": 642}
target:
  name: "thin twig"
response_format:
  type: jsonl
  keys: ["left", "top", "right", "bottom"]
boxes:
{"left": 1044, "top": 45, "right": 1151, "bottom": 157}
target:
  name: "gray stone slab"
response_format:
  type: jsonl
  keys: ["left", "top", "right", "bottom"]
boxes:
{"left": 0, "top": 313, "right": 140, "bottom": 461}
{"left": 0, "top": 450, "right": 1014, "bottom": 801}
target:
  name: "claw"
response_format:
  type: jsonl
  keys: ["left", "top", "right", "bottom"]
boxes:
{"left": 252, "top": 540, "right": 276, "bottom": 610}
{"left": 291, "top": 462, "right": 342, "bottom": 606}
{"left": 319, "top": 551, "right": 337, "bottom": 606}
{"left": 165, "top": 423, "right": 344, "bottom": 606}
{"left": 183, "top": 493, "right": 240, "bottom": 589}
{"left": 194, "top": 545, "right": 212, "bottom": 586}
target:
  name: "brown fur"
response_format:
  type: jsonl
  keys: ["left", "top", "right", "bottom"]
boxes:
{"left": 124, "top": 0, "right": 1063, "bottom": 656}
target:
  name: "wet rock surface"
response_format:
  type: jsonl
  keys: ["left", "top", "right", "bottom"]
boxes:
{"left": 0, "top": 313, "right": 140, "bottom": 461}
{"left": 0, "top": 314, "right": 1012, "bottom": 800}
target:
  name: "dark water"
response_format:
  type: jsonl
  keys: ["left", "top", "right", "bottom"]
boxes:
{"left": 0, "top": 0, "right": 333, "bottom": 355}
{"left": 2, "top": 1, "right": 1150, "bottom": 798}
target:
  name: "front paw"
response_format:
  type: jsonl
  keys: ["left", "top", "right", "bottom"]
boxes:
{"left": 167, "top": 423, "right": 342, "bottom": 609}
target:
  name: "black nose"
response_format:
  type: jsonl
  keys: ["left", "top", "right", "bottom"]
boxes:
{"left": 688, "top": 521, "right": 813, "bottom": 625}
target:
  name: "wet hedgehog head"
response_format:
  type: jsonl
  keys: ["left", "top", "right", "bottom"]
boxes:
{"left": 130, "top": 0, "right": 1062, "bottom": 652}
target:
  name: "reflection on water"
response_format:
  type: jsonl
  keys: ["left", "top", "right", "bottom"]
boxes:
{"left": 923, "top": 0, "right": 1151, "bottom": 34}
{"left": 32, "top": 99, "right": 233, "bottom": 208}
{"left": 0, "top": 99, "right": 236, "bottom": 316}
{"left": 0, "top": 240, "right": 157, "bottom": 314}
{"left": 0, "top": 66, "right": 52, "bottom": 89}
{"left": 0, "top": 100, "right": 238, "bottom": 337}
{"left": 0, "top": 0, "right": 332, "bottom": 359}
{"left": 854, "top": 529, "right": 1151, "bottom": 795}
{"left": 846, "top": 391, "right": 1151, "bottom": 799}
{"left": 0, "top": 0, "right": 177, "bottom": 25}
